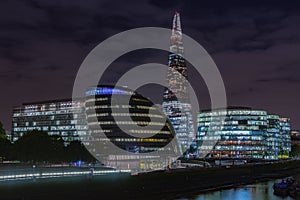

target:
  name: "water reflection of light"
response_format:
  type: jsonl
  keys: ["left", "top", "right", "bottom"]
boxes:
{"left": 0, "top": 169, "right": 131, "bottom": 182}
{"left": 181, "top": 180, "right": 294, "bottom": 200}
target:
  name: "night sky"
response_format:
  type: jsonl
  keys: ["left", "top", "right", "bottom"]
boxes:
{"left": 1, "top": 0, "right": 300, "bottom": 132}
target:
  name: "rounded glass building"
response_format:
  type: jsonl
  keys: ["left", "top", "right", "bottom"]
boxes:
{"left": 197, "top": 107, "right": 268, "bottom": 159}
{"left": 197, "top": 106, "right": 291, "bottom": 160}
{"left": 83, "top": 85, "right": 180, "bottom": 171}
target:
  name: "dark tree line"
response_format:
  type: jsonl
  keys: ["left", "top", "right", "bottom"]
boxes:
{"left": 0, "top": 122, "right": 12, "bottom": 162}
{"left": 0, "top": 123, "right": 95, "bottom": 163}
{"left": 291, "top": 145, "right": 300, "bottom": 157}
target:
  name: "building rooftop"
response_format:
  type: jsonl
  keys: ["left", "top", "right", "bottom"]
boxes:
{"left": 201, "top": 106, "right": 253, "bottom": 112}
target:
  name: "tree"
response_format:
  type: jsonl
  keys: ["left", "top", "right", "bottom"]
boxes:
{"left": 0, "top": 122, "right": 7, "bottom": 139}
{"left": 48, "top": 135, "right": 65, "bottom": 162}
{"left": 13, "top": 130, "right": 65, "bottom": 163}
{"left": 291, "top": 145, "right": 300, "bottom": 157}
{"left": 0, "top": 122, "right": 12, "bottom": 161}
{"left": 12, "top": 130, "right": 95, "bottom": 163}
{"left": 65, "top": 141, "right": 95, "bottom": 163}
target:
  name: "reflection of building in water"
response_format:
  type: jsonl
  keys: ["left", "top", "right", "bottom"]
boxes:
{"left": 84, "top": 85, "right": 180, "bottom": 171}
{"left": 197, "top": 106, "right": 291, "bottom": 160}
{"left": 162, "top": 12, "right": 194, "bottom": 155}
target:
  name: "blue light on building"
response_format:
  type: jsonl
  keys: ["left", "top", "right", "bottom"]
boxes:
{"left": 85, "top": 87, "right": 132, "bottom": 96}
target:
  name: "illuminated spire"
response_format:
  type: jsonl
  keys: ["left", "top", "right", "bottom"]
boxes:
{"left": 170, "top": 12, "right": 184, "bottom": 56}
{"left": 172, "top": 12, "right": 182, "bottom": 36}
{"left": 164, "top": 11, "right": 187, "bottom": 102}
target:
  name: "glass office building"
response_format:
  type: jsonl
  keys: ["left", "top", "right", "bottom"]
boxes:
{"left": 266, "top": 115, "right": 282, "bottom": 159}
{"left": 11, "top": 99, "right": 87, "bottom": 144}
{"left": 162, "top": 12, "right": 194, "bottom": 154}
{"left": 280, "top": 118, "right": 292, "bottom": 152}
{"left": 197, "top": 107, "right": 291, "bottom": 160}
{"left": 84, "top": 85, "right": 180, "bottom": 170}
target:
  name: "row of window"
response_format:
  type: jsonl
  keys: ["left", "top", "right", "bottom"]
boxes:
{"left": 88, "top": 121, "right": 165, "bottom": 126}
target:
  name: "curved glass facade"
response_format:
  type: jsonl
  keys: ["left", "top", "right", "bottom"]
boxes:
{"left": 197, "top": 107, "right": 291, "bottom": 160}
{"left": 280, "top": 118, "right": 292, "bottom": 153}
{"left": 85, "top": 86, "right": 179, "bottom": 170}
{"left": 266, "top": 115, "right": 281, "bottom": 159}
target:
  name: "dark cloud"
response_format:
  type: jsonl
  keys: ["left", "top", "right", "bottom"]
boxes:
{"left": 1, "top": 50, "right": 33, "bottom": 64}
{"left": 43, "top": 64, "right": 60, "bottom": 71}
{"left": 257, "top": 76, "right": 300, "bottom": 84}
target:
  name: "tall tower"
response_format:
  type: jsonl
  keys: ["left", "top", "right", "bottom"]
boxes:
{"left": 163, "top": 12, "right": 194, "bottom": 156}
{"left": 163, "top": 12, "right": 188, "bottom": 102}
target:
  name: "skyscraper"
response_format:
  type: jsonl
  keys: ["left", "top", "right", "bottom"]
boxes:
{"left": 162, "top": 12, "right": 194, "bottom": 155}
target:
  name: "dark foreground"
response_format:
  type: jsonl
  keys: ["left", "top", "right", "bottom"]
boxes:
{"left": 1, "top": 160, "right": 300, "bottom": 200}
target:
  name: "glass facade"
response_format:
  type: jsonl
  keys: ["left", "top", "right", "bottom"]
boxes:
{"left": 266, "top": 115, "right": 281, "bottom": 159}
{"left": 280, "top": 118, "right": 292, "bottom": 152}
{"left": 85, "top": 86, "right": 179, "bottom": 170}
{"left": 197, "top": 107, "right": 291, "bottom": 160}
{"left": 11, "top": 99, "right": 87, "bottom": 144}
{"left": 163, "top": 12, "right": 194, "bottom": 154}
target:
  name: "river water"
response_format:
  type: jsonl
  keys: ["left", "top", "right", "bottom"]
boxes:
{"left": 178, "top": 175, "right": 300, "bottom": 200}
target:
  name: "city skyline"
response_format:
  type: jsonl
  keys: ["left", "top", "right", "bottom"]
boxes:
{"left": 1, "top": 1, "right": 300, "bottom": 132}
{"left": 8, "top": 11, "right": 292, "bottom": 165}
{"left": 1, "top": 3, "right": 300, "bottom": 199}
